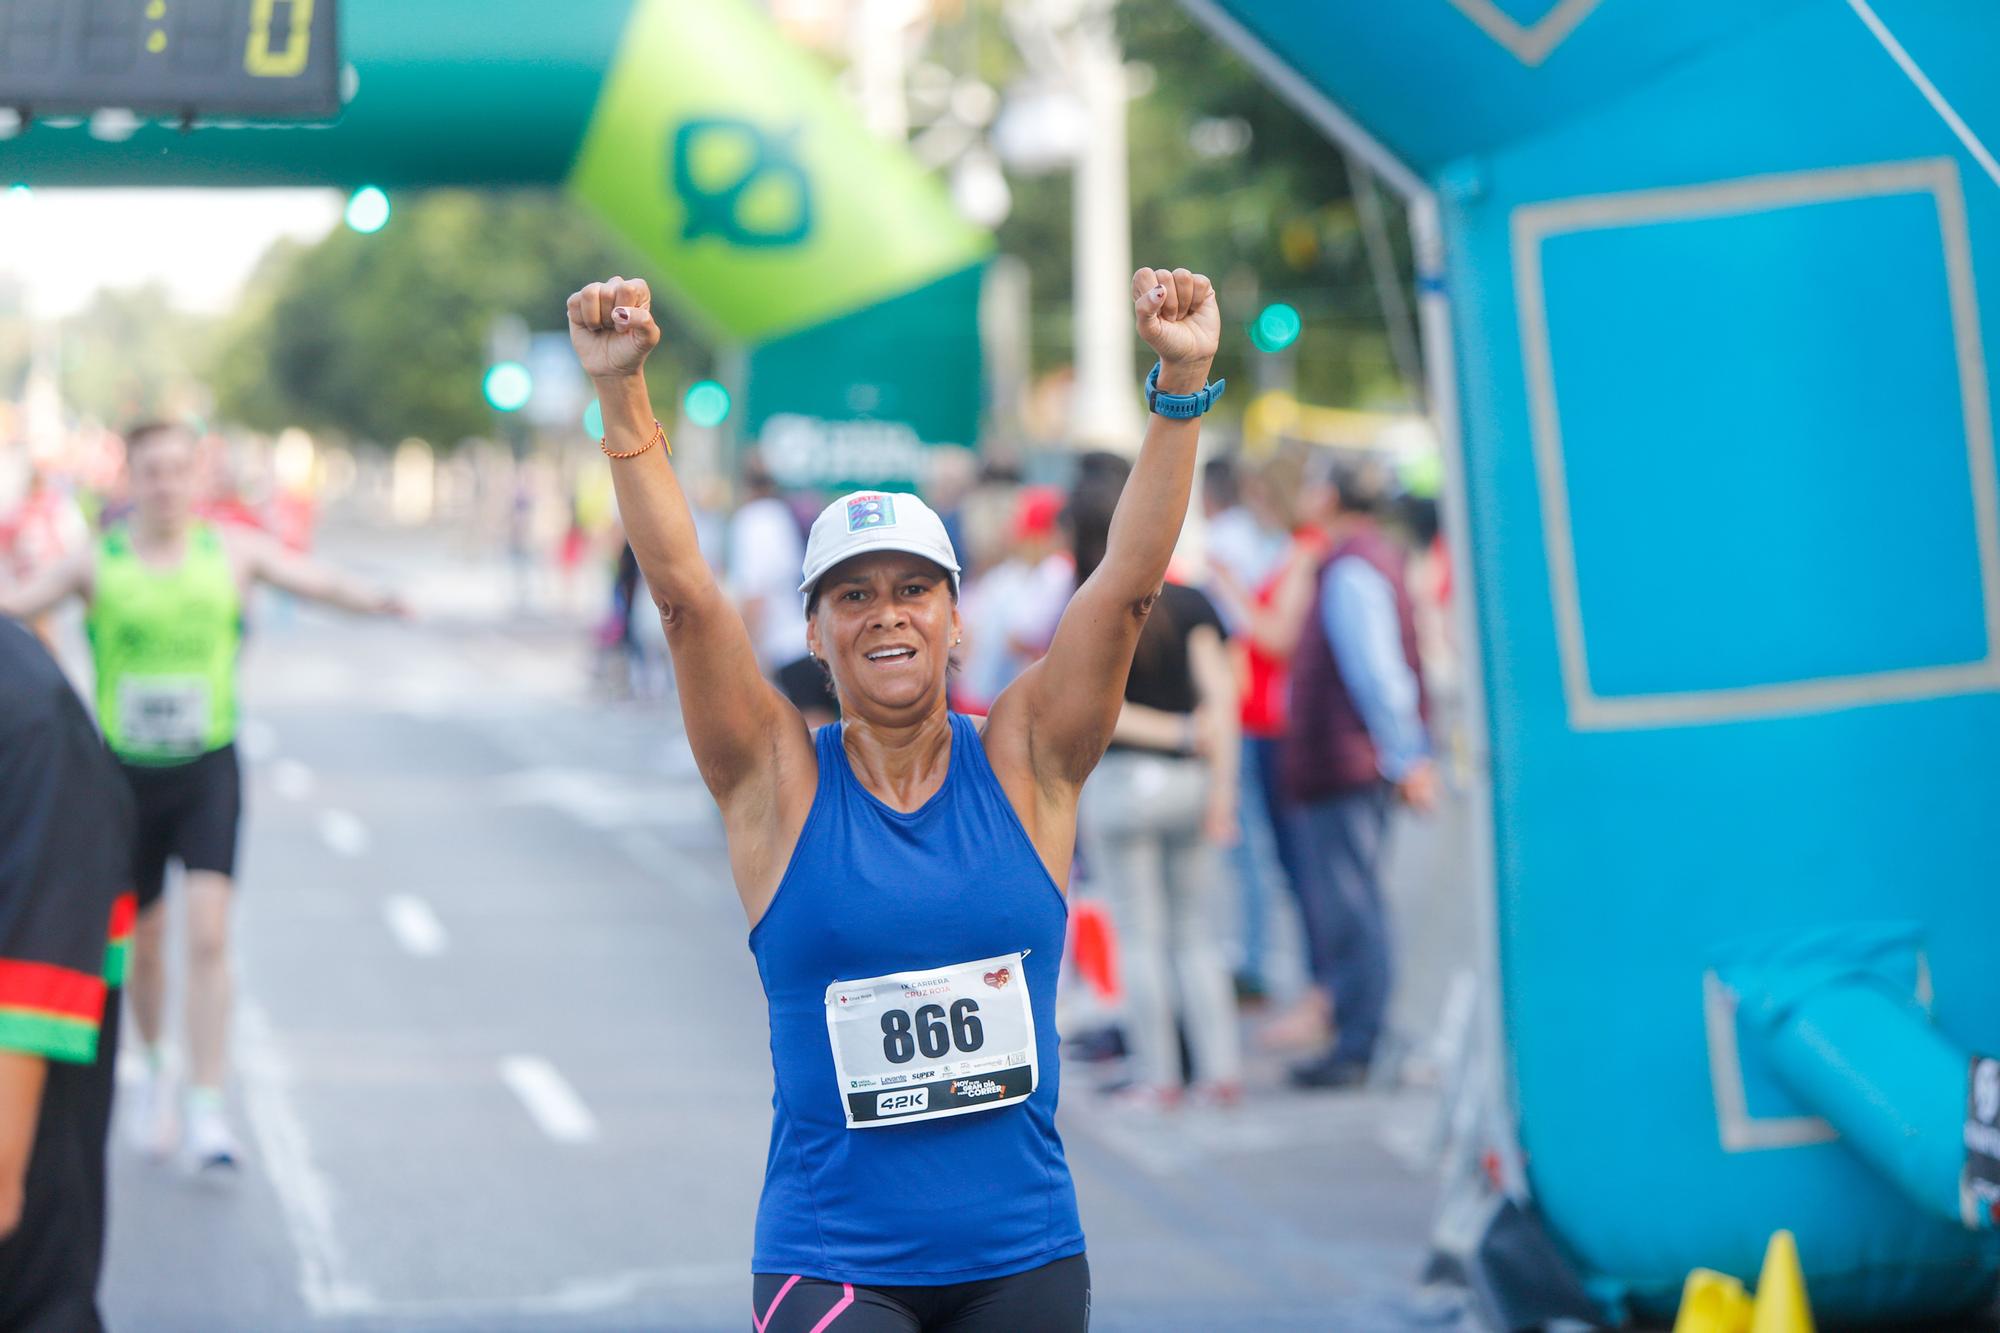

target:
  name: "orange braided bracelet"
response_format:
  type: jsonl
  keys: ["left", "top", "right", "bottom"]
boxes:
{"left": 601, "top": 418, "right": 669, "bottom": 460}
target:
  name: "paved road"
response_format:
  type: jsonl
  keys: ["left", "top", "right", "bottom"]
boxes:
{"left": 86, "top": 524, "right": 1470, "bottom": 1333}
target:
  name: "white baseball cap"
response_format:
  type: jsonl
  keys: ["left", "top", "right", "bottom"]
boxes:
{"left": 799, "top": 490, "right": 961, "bottom": 610}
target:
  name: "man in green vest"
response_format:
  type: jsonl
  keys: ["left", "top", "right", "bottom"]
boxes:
{"left": 0, "top": 421, "right": 405, "bottom": 1170}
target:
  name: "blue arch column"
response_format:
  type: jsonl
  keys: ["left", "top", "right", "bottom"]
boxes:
{"left": 1194, "top": 0, "right": 2000, "bottom": 1320}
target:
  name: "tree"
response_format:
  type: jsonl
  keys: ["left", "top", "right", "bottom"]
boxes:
{"left": 944, "top": 0, "right": 1418, "bottom": 412}
{"left": 59, "top": 284, "right": 217, "bottom": 425}
{"left": 208, "top": 191, "right": 696, "bottom": 447}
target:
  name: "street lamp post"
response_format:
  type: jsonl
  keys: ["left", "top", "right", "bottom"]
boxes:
{"left": 1065, "top": 0, "right": 1141, "bottom": 450}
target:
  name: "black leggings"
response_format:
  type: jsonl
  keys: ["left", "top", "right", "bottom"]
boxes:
{"left": 752, "top": 1253, "right": 1089, "bottom": 1332}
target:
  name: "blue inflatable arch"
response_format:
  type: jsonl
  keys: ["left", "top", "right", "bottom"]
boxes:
{"left": 1190, "top": 0, "right": 2000, "bottom": 1321}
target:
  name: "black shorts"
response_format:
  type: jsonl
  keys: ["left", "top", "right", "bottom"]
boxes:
{"left": 774, "top": 653, "right": 840, "bottom": 717}
{"left": 119, "top": 743, "right": 242, "bottom": 909}
{"left": 752, "top": 1254, "right": 1089, "bottom": 1333}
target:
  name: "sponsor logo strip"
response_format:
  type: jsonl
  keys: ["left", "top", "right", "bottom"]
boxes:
{"left": 846, "top": 1065, "right": 1033, "bottom": 1123}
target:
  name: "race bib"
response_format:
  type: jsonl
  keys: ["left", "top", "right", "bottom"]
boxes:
{"left": 118, "top": 676, "right": 212, "bottom": 752}
{"left": 825, "top": 951, "right": 1037, "bottom": 1129}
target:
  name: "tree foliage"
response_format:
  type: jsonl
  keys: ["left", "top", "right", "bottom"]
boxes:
{"left": 953, "top": 0, "right": 1418, "bottom": 410}
{"left": 0, "top": 282, "right": 216, "bottom": 426}
{"left": 203, "top": 0, "right": 1418, "bottom": 447}
{"left": 208, "top": 191, "right": 692, "bottom": 447}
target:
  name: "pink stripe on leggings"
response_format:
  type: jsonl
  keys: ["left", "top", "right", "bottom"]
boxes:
{"left": 754, "top": 1275, "right": 856, "bottom": 1333}
{"left": 808, "top": 1285, "right": 855, "bottom": 1332}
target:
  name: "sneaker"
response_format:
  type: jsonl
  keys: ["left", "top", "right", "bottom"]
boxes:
{"left": 1231, "top": 974, "right": 1271, "bottom": 1011}
{"left": 126, "top": 1069, "right": 179, "bottom": 1160}
{"left": 184, "top": 1103, "right": 242, "bottom": 1172}
{"left": 1288, "top": 1056, "right": 1370, "bottom": 1091}
{"left": 1100, "top": 1082, "right": 1183, "bottom": 1113}
{"left": 1191, "top": 1080, "right": 1245, "bottom": 1110}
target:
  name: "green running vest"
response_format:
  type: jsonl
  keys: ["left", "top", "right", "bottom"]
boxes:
{"left": 86, "top": 524, "right": 241, "bottom": 764}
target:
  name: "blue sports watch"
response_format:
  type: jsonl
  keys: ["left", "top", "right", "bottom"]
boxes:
{"left": 1144, "top": 361, "right": 1226, "bottom": 419}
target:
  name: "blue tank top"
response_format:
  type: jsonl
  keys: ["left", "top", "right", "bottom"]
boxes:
{"left": 747, "top": 712, "right": 1085, "bottom": 1284}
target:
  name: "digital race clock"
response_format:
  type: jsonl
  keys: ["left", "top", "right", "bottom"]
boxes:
{"left": 0, "top": 0, "right": 339, "bottom": 120}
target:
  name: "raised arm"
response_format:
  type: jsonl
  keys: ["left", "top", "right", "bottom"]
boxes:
{"left": 234, "top": 529, "right": 403, "bottom": 616}
{"left": 0, "top": 546, "right": 91, "bottom": 622}
{"left": 994, "top": 267, "right": 1221, "bottom": 789}
{"left": 566, "top": 277, "right": 806, "bottom": 809}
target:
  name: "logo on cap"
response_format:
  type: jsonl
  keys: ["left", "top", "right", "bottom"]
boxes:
{"left": 846, "top": 494, "right": 896, "bottom": 533}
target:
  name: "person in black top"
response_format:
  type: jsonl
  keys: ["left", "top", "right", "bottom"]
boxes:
{"left": 0, "top": 619, "right": 134, "bottom": 1333}
{"left": 1070, "top": 480, "right": 1244, "bottom": 1106}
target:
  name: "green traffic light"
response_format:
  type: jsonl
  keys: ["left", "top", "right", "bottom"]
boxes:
{"left": 1250, "top": 302, "right": 1302, "bottom": 354}
{"left": 582, "top": 399, "right": 605, "bottom": 438}
{"left": 684, "top": 379, "right": 731, "bottom": 428}
{"left": 345, "top": 186, "right": 390, "bottom": 234}
{"left": 484, "top": 361, "right": 533, "bottom": 412}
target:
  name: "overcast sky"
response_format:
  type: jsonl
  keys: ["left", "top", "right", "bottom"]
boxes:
{"left": 0, "top": 188, "right": 344, "bottom": 319}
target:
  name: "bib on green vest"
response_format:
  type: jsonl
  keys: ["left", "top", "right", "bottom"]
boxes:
{"left": 86, "top": 524, "right": 241, "bottom": 764}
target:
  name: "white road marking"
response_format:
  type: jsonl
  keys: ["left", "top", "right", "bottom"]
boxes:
{"left": 237, "top": 1002, "right": 372, "bottom": 1315}
{"left": 499, "top": 1055, "right": 600, "bottom": 1144}
{"left": 382, "top": 895, "right": 448, "bottom": 957}
{"left": 317, "top": 809, "right": 370, "bottom": 858}
{"left": 271, "top": 758, "right": 315, "bottom": 801}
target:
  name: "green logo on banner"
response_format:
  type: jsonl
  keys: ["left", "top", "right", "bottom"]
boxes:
{"left": 566, "top": 0, "right": 989, "bottom": 343}
{"left": 672, "top": 118, "right": 811, "bottom": 247}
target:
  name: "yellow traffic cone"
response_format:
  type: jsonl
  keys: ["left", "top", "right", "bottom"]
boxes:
{"left": 1672, "top": 1267, "right": 1754, "bottom": 1333}
{"left": 1750, "top": 1230, "right": 1815, "bottom": 1333}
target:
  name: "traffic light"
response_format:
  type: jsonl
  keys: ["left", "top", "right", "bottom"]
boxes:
{"left": 684, "top": 379, "right": 731, "bottom": 428}
{"left": 582, "top": 399, "right": 605, "bottom": 438}
{"left": 1250, "top": 302, "right": 1302, "bottom": 354}
{"left": 483, "top": 361, "right": 533, "bottom": 412}
{"left": 345, "top": 186, "right": 390, "bottom": 234}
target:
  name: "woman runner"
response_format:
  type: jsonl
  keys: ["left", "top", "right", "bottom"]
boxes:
{"left": 566, "top": 265, "right": 1222, "bottom": 1332}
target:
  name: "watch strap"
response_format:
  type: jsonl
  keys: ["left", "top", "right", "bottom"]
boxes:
{"left": 1145, "top": 362, "right": 1227, "bottom": 419}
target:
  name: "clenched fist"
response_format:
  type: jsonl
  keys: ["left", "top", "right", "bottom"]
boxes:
{"left": 566, "top": 276, "right": 661, "bottom": 380}
{"left": 1132, "top": 267, "right": 1220, "bottom": 380}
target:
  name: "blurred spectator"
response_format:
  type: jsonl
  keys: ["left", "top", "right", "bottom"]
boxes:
{"left": 726, "top": 455, "right": 831, "bottom": 725}
{"left": 0, "top": 468, "right": 87, "bottom": 649}
{"left": 1398, "top": 490, "right": 1459, "bottom": 705}
{"left": 1073, "top": 479, "right": 1243, "bottom": 1108}
{"left": 1281, "top": 454, "right": 1435, "bottom": 1089}
{"left": 0, "top": 620, "right": 133, "bottom": 1331}
{"left": 955, "top": 485, "right": 1070, "bottom": 713}
{"left": 195, "top": 435, "right": 268, "bottom": 537}
{"left": 1202, "top": 457, "right": 1288, "bottom": 628}
{"left": 925, "top": 446, "right": 979, "bottom": 570}
{"left": 1201, "top": 455, "right": 1297, "bottom": 1005}
{"left": 1074, "top": 448, "right": 1135, "bottom": 495}
{"left": 957, "top": 456, "right": 1027, "bottom": 578}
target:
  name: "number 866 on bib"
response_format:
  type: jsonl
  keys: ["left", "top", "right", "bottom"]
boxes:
{"left": 823, "top": 952, "right": 1039, "bottom": 1129}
